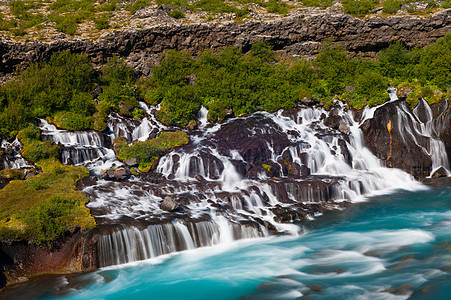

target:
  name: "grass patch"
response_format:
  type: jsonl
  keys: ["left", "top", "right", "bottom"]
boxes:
{"left": 0, "top": 158, "right": 95, "bottom": 246}
{"left": 116, "top": 131, "right": 189, "bottom": 171}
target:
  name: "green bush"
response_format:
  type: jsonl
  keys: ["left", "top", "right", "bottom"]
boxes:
{"left": 383, "top": 0, "right": 403, "bottom": 14}
{"left": 98, "top": 56, "right": 140, "bottom": 116}
{"left": 250, "top": 40, "right": 276, "bottom": 62}
{"left": 314, "top": 41, "right": 355, "bottom": 94}
{"left": 53, "top": 111, "right": 93, "bottom": 130}
{"left": 301, "top": 0, "right": 333, "bottom": 7}
{"left": 94, "top": 16, "right": 110, "bottom": 30}
{"left": 378, "top": 41, "right": 409, "bottom": 77}
{"left": 21, "top": 193, "right": 90, "bottom": 246}
{"left": 342, "top": 0, "right": 378, "bottom": 17}
{"left": 0, "top": 51, "right": 97, "bottom": 137}
{"left": 168, "top": 9, "right": 185, "bottom": 19}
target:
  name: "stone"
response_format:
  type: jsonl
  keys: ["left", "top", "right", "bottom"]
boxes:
{"left": 160, "top": 196, "right": 179, "bottom": 212}
{"left": 338, "top": 124, "right": 350, "bottom": 135}
{"left": 361, "top": 101, "right": 433, "bottom": 178}
{"left": 396, "top": 87, "right": 414, "bottom": 99}
{"left": 431, "top": 167, "right": 448, "bottom": 178}
{"left": 100, "top": 167, "right": 130, "bottom": 181}
{"left": 383, "top": 284, "right": 413, "bottom": 296}
{"left": 124, "top": 157, "right": 138, "bottom": 167}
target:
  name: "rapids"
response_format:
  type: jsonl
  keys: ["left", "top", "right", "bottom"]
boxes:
{"left": 1, "top": 94, "right": 449, "bottom": 272}
{"left": 3, "top": 181, "right": 450, "bottom": 299}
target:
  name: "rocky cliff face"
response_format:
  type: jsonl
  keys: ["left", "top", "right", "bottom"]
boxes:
{"left": 361, "top": 98, "right": 450, "bottom": 179}
{"left": 1, "top": 8, "right": 450, "bottom": 81}
{"left": 0, "top": 230, "right": 98, "bottom": 287}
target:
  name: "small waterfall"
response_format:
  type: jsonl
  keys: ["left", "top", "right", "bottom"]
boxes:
{"left": 197, "top": 106, "right": 209, "bottom": 128}
{"left": 38, "top": 119, "right": 120, "bottom": 174}
{"left": 412, "top": 99, "right": 450, "bottom": 176}
{"left": 106, "top": 102, "right": 168, "bottom": 144}
{"left": 97, "top": 220, "right": 268, "bottom": 267}
{"left": 81, "top": 97, "right": 446, "bottom": 268}
{"left": 0, "top": 138, "right": 33, "bottom": 169}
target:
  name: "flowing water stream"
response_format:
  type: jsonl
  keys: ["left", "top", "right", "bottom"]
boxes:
{"left": 1, "top": 94, "right": 450, "bottom": 299}
{"left": 3, "top": 182, "right": 450, "bottom": 299}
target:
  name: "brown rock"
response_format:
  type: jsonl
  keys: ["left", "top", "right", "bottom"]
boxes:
{"left": 160, "top": 196, "right": 179, "bottom": 211}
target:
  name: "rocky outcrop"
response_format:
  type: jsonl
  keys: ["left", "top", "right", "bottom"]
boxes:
{"left": 1, "top": 9, "right": 450, "bottom": 80}
{"left": 0, "top": 230, "right": 98, "bottom": 287}
{"left": 361, "top": 99, "right": 450, "bottom": 178}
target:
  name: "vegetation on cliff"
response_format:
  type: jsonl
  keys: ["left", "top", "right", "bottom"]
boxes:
{"left": 0, "top": 34, "right": 450, "bottom": 133}
{"left": 146, "top": 34, "right": 450, "bottom": 125}
{"left": 0, "top": 0, "right": 448, "bottom": 39}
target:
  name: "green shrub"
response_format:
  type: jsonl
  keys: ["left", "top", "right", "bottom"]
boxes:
{"left": 21, "top": 140, "right": 60, "bottom": 163}
{"left": 157, "top": 85, "right": 200, "bottom": 126}
{"left": 383, "top": 0, "right": 403, "bottom": 14}
{"left": 250, "top": 40, "right": 276, "bottom": 62}
{"left": 378, "top": 41, "right": 409, "bottom": 77}
{"left": 342, "top": 0, "right": 378, "bottom": 17}
{"left": 0, "top": 169, "right": 25, "bottom": 181}
{"left": 301, "top": 0, "right": 333, "bottom": 7}
{"left": 53, "top": 111, "right": 93, "bottom": 130}
{"left": 98, "top": 56, "right": 140, "bottom": 115}
{"left": 264, "top": 0, "right": 290, "bottom": 15}
{"left": 314, "top": 41, "right": 355, "bottom": 94}
{"left": 0, "top": 159, "right": 94, "bottom": 246}
{"left": 0, "top": 51, "right": 97, "bottom": 136}
{"left": 94, "top": 16, "right": 110, "bottom": 30}
{"left": 168, "top": 9, "right": 185, "bottom": 19}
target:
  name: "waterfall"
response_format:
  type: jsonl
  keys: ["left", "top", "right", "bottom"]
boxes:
{"left": 23, "top": 96, "right": 446, "bottom": 268}
{"left": 0, "top": 138, "right": 33, "bottom": 169}
{"left": 38, "top": 119, "right": 120, "bottom": 174}
{"left": 97, "top": 220, "right": 268, "bottom": 267}
{"left": 84, "top": 99, "right": 438, "bottom": 267}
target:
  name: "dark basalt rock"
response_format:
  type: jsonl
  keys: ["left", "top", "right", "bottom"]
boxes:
{"left": 1, "top": 10, "right": 450, "bottom": 82}
{"left": 361, "top": 101, "right": 432, "bottom": 178}
{"left": 100, "top": 167, "right": 130, "bottom": 181}
{"left": 431, "top": 166, "right": 448, "bottom": 178}
{"left": 214, "top": 114, "right": 291, "bottom": 177}
{"left": 160, "top": 196, "right": 179, "bottom": 212}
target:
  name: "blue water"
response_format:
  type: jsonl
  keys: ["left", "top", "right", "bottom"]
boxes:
{"left": 5, "top": 182, "right": 451, "bottom": 300}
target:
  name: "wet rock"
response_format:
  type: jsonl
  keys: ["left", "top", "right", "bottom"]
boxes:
{"left": 186, "top": 120, "right": 197, "bottom": 130}
{"left": 160, "top": 196, "right": 179, "bottom": 212}
{"left": 124, "top": 157, "right": 138, "bottom": 167}
{"left": 397, "top": 87, "right": 414, "bottom": 100}
{"left": 308, "top": 285, "right": 323, "bottom": 292}
{"left": 431, "top": 167, "right": 448, "bottom": 178}
{"left": 338, "top": 124, "right": 350, "bottom": 135}
{"left": 361, "top": 101, "right": 433, "bottom": 178}
{"left": 383, "top": 284, "right": 413, "bottom": 295}
{"left": 100, "top": 167, "right": 130, "bottom": 181}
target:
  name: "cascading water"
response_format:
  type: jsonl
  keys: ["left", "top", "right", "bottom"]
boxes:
{"left": 80, "top": 98, "right": 445, "bottom": 268}
{"left": 0, "top": 138, "right": 33, "bottom": 169}
{"left": 4, "top": 94, "right": 445, "bottom": 269}
{"left": 38, "top": 119, "right": 120, "bottom": 174}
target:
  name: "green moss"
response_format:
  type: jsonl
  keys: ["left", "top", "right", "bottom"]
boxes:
{"left": 116, "top": 131, "right": 189, "bottom": 170}
{"left": 262, "top": 164, "right": 271, "bottom": 172}
{"left": 0, "top": 159, "right": 95, "bottom": 246}
{"left": 53, "top": 111, "right": 93, "bottom": 130}
{"left": 18, "top": 126, "right": 60, "bottom": 163}
{"left": 0, "top": 169, "right": 25, "bottom": 181}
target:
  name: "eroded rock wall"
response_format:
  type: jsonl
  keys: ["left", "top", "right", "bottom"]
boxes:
{"left": 1, "top": 9, "right": 450, "bottom": 80}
